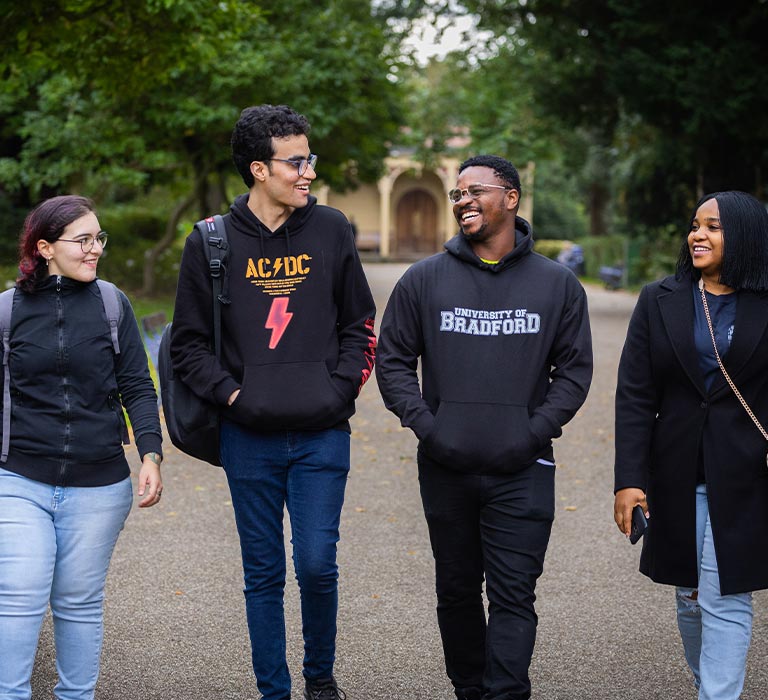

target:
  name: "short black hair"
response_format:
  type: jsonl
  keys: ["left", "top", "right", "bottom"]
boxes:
{"left": 231, "top": 104, "right": 311, "bottom": 187}
{"left": 459, "top": 155, "right": 522, "bottom": 195}
{"left": 676, "top": 190, "right": 768, "bottom": 292}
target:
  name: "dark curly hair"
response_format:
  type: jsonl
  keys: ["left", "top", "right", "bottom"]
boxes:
{"left": 17, "top": 195, "right": 96, "bottom": 293}
{"left": 231, "top": 104, "right": 311, "bottom": 188}
{"left": 459, "top": 155, "right": 522, "bottom": 196}
{"left": 676, "top": 191, "right": 768, "bottom": 292}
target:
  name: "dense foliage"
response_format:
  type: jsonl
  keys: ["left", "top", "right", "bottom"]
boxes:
{"left": 2, "top": 0, "right": 766, "bottom": 289}
{"left": 453, "top": 0, "right": 768, "bottom": 233}
{"left": 0, "top": 0, "right": 425, "bottom": 291}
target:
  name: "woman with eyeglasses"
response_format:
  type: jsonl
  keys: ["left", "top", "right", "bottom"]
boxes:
{"left": 0, "top": 195, "right": 163, "bottom": 699}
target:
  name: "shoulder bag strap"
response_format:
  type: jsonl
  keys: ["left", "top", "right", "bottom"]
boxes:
{"left": 194, "top": 215, "right": 229, "bottom": 360}
{"left": 699, "top": 279, "right": 768, "bottom": 450}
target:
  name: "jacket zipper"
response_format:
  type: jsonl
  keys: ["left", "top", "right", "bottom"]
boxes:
{"left": 56, "top": 276, "right": 72, "bottom": 484}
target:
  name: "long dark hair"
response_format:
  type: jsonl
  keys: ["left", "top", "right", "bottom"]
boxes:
{"left": 17, "top": 195, "right": 96, "bottom": 293}
{"left": 676, "top": 191, "right": 768, "bottom": 292}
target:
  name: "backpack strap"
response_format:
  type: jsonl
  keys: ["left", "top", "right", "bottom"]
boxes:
{"left": 194, "top": 215, "right": 229, "bottom": 360}
{"left": 0, "top": 289, "right": 17, "bottom": 462}
{"left": 96, "top": 279, "right": 121, "bottom": 354}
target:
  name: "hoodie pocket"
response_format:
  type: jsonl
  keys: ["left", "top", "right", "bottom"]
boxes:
{"left": 422, "top": 401, "right": 543, "bottom": 472}
{"left": 230, "top": 361, "right": 350, "bottom": 429}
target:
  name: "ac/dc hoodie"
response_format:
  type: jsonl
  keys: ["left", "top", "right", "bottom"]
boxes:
{"left": 377, "top": 217, "right": 592, "bottom": 473}
{"left": 170, "top": 194, "right": 376, "bottom": 432}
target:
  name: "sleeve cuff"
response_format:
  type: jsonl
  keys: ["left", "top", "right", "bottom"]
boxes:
{"left": 214, "top": 378, "right": 241, "bottom": 406}
{"left": 136, "top": 432, "right": 163, "bottom": 461}
{"left": 412, "top": 410, "right": 435, "bottom": 441}
{"left": 529, "top": 412, "right": 562, "bottom": 446}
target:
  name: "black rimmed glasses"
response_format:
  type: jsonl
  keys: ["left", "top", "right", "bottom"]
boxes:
{"left": 267, "top": 153, "right": 318, "bottom": 176}
{"left": 56, "top": 231, "right": 109, "bottom": 253}
{"left": 448, "top": 183, "right": 512, "bottom": 204}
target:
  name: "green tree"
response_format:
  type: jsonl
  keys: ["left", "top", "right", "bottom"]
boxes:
{"left": 456, "top": 0, "right": 768, "bottom": 230}
{"left": 0, "top": 0, "right": 426, "bottom": 293}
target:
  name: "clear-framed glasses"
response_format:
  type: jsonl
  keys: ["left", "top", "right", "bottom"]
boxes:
{"left": 267, "top": 153, "right": 318, "bottom": 177}
{"left": 56, "top": 231, "right": 109, "bottom": 253}
{"left": 448, "top": 183, "right": 511, "bottom": 204}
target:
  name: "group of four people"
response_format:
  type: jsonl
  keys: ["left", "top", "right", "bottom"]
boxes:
{"left": 1, "top": 103, "right": 767, "bottom": 700}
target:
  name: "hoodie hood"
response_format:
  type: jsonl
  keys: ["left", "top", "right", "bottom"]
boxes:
{"left": 229, "top": 192, "right": 318, "bottom": 259}
{"left": 444, "top": 215, "right": 534, "bottom": 273}
{"left": 229, "top": 193, "right": 317, "bottom": 239}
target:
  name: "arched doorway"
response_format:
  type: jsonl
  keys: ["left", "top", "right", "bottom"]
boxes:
{"left": 395, "top": 189, "right": 438, "bottom": 256}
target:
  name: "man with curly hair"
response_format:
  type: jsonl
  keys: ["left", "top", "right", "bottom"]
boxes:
{"left": 171, "top": 104, "right": 376, "bottom": 700}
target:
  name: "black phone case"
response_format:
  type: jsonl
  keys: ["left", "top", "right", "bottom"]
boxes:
{"left": 629, "top": 504, "right": 648, "bottom": 544}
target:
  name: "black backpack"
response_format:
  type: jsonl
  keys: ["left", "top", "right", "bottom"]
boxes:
{"left": 159, "top": 215, "right": 228, "bottom": 466}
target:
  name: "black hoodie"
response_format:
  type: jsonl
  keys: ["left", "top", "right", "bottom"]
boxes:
{"left": 377, "top": 217, "right": 592, "bottom": 473}
{"left": 170, "top": 194, "right": 376, "bottom": 432}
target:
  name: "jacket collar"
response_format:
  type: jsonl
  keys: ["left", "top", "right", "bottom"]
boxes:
{"left": 443, "top": 216, "right": 534, "bottom": 272}
{"left": 658, "top": 273, "right": 768, "bottom": 398}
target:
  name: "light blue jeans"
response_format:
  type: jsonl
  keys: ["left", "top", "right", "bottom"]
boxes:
{"left": 676, "top": 484, "right": 753, "bottom": 700}
{"left": 0, "top": 467, "right": 132, "bottom": 700}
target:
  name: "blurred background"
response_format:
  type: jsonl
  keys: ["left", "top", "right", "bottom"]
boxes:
{"left": 2, "top": 0, "right": 767, "bottom": 302}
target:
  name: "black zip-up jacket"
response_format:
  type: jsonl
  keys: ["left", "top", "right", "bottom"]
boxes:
{"left": 377, "top": 219, "right": 593, "bottom": 474}
{"left": 170, "top": 194, "right": 376, "bottom": 432}
{"left": 0, "top": 276, "right": 162, "bottom": 486}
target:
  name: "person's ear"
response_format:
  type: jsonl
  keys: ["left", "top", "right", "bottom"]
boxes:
{"left": 506, "top": 188, "right": 520, "bottom": 211}
{"left": 251, "top": 161, "right": 268, "bottom": 183}
{"left": 37, "top": 239, "right": 54, "bottom": 261}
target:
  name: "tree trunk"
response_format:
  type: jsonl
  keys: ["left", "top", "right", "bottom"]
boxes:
{"left": 140, "top": 191, "right": 196, "bottom": 298}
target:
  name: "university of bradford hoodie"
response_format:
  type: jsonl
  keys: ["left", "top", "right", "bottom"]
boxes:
{"left": 377, "top": 217, "right": 592, "bottom": 473}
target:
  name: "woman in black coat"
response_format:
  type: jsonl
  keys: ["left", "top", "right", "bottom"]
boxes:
{"left": 614, "top": 191, "right": 768, "bottom": 700}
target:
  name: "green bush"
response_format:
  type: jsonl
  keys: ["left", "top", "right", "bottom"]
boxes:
{"left": 574, "top": 235, "right": 627, "bottom": 279}
{"left": 625, "top": 224, "right": 681, "bottom": 285}
{"left": 574, "top": 226, "right": 681, "bottom": 287}
{"left": 533, "top": 239, "right": 571, "bottom": 260}
{"left": 0, "top": 194, "right": 26, "bottom": 267}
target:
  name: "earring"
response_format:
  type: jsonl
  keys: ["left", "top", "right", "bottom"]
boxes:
{"left": 46, "top": 257, "right": 50, "bottom": 267}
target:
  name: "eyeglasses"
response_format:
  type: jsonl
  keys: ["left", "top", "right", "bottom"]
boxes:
{"left": 448, "top": 183, "right": 512, "bottom": 204}
{"left": 56, "top": 231, "right": 108, "bottom": 253}
{"left": 266, "top": 154, "right": 318, "bottom": 177}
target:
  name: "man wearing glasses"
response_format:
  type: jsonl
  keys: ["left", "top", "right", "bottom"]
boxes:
{"left": 377, "top": 155, "right": 592, "bottom": 700}
{"left": 170, "top": 104, "right": 376, "bottom": 700}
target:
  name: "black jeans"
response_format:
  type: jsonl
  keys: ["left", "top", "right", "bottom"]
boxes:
{"left": 418, "top": 455, "right": 555, "bottom": 700}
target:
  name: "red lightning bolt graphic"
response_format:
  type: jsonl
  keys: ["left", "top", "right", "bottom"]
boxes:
{"left": 265, "top": 297, "right": 293, "bottom": 349}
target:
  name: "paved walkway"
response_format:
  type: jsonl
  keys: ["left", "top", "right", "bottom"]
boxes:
{"left": 30, "top": 263, "right": 768, "bottom": 699}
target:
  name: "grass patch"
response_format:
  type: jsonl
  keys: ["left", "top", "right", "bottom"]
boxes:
{"left": 129, "top": 295, "right": 175, "bottom": 323}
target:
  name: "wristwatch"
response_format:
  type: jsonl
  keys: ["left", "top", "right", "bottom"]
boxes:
{"left": 146, "top": 451, "right": 162, "bottom": 465}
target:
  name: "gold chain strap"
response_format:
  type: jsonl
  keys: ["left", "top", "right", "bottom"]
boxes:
{"left": 699, "top": 279, "right": 768, "bottom": 443}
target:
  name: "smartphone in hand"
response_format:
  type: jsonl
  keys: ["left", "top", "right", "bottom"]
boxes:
{"left": 629, "top": 504, "right": 648, "bottom": 544}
